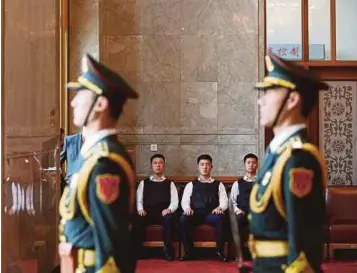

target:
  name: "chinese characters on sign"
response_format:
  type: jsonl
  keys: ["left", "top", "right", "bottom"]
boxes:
{"left": 268, "top": 46, "right": 300, "bottom": 58}
{"left": 267, "top": 44, "right": 325, "bottom": 60}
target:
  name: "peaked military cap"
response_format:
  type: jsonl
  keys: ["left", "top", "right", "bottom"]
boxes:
{"left": 255, "top": 52, "right": 329, "bottom": 92}
{"left": 67, "top": 54, "right": 139, "bottom": 100}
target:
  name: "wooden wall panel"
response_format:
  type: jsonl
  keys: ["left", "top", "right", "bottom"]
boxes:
{"left": 4, "top": 0, "right": 59, "bottom": 138}
{"left": 2, "top": 1, "right": 61, "bottom": 273}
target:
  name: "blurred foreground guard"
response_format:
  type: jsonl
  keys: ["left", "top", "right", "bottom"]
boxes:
{"left": 248, "top": 52, "right": 329, "bottom": 273}
{"left": 59, "top": 54, "right": 138, "bottom": 273}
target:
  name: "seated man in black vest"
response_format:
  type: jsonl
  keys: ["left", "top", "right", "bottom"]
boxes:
{"left": 136, "top": 154, "right": 179, "bottom": 261}
{"left": 230, "top": 153, "right": 258, "bottom": 269}
{"left": 180, "top": 154, "right": 228, "bottom": 262}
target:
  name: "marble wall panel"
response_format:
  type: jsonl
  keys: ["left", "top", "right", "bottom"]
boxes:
{"left": 180, "top": 135, "right": 218, "bottom": 145}
{"left": 181, "top": 0, "right": 217, "bottom": 36}
{"left": 181, "top": 82, "right": 218, "bottom": 134}
{"left": 142, "top": 35, "right": 181, "bottom": 82}
{"left": 216, "top": 34, "right": 258, "bottom": 85}
{"left": 116, "top": 82, "right": 145, "bottom": 134}
{"left": 119, "top": 134, "right": 181, "bottom": 145}
{"left": 137, "top": 144, "right": 183, "bottom": 176}
{"left": 181, "top": 35, "right": 217, "bottom": 82}
{"left": 100, "top": 0, "right": 141, "bottom": 36}
{"left": 135, "top": 143, "right": 259, "bottom": 176}
{"left": 217, "top": 82, "right": 258, "bottom": 134}
{"left": 179, "top": 144, "right": 219, "bottom": 176}
{"left": 140, "top": 82, "right": 181, "bottom": 134}
{"left": 215, "top": 0, "right": 258, "bottom": 35}
{"left": 217, "top": 144, "right": 258, "bottom": 176}
{"left": 218, "top": 134, "right": 257, "bottom": 145}
{"left": 140, "top": 0, "right": 181, "bottom": 35}
{"left": 69, "top": 0, "right": 264, "bottom": 175}
{"left": 119, "top": 134, "right": 259, "bottom": 146}
{"left": 101, "top": 35, "right": 143, "bottom": 83}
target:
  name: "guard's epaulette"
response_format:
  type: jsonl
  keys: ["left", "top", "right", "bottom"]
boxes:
{"left": 83, "top": 142, "right": 109, "bottom": 159}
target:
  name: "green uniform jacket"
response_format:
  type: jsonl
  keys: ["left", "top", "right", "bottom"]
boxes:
{"left": 249, "top": 129, "right": 327, "bottom": 273}
{"left": 59, "top": 135, "right": 137, "bottom": 273}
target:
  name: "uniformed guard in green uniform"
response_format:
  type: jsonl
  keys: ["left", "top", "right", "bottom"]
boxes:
{"left": 58, "top": 54, "right": 138, "bottom": 273}
{"left": 248, "top": 52, "right": 329, "bottom": 273}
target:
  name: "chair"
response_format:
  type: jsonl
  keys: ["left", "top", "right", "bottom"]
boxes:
{"left": 180, "top": 224, "right": 229, "bottom": 257}
{"left": 142, "top": 224, "right": 180, "bottom": 259}
{"left": 326, "top": 186, "right": 357, "bottom": 259}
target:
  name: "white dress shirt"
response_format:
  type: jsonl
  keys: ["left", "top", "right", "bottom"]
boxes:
{"left": 269, "top": 124, "right": 306, "bottom": 153}
{"left": 181, "top": 177, "right": 228, "bottom": 212}
{"left": 230, "top": 175, "right": 257, "bottom": 214}
{"left": 136, "top": 175, "right": 179, "bottom": 212}
{"left": 80, "top": 128, "right": 118, "bottom": 155}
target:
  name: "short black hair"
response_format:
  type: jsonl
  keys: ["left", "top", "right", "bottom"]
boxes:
{"left": 106, "top": 96, "right": 126, "bottom": 120}
{"left": 243, "top": 153, "right": 258, "bottom": 163}
{"left": 150, "top": 154, "right": 165, "bottom": 163}
{"left": 60, "top": 128, "right": 65, "bottom": 134}
{"left": 197, "top": 154, "right": 212, "bottom": 164}
{"left": 299, "top": 90, "right": 318, "bottom": 118}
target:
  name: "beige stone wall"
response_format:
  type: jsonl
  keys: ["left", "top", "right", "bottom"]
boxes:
{"left": 68, "top": 0, "right": 99, "bottom": 134}
{"left": 69, "top": 0, "right": 265, "bottom": 176}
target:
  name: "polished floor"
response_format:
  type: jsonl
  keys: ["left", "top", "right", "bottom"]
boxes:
{"left": 136, "top": 259, "right": 357, "bottom": 273}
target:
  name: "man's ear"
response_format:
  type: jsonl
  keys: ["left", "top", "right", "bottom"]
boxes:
{"left": 95, "top": 96, "right": 109, "bottom": 112}
{"left": 287, "top": 91, "right": 301, "bottom": 111}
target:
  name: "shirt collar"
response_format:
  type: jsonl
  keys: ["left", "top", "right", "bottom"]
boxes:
{"left": 269, "top": 124, "right": 306, "bottom": 153}
{"left": 149, "top": 175, "right": 166, "bottom": 182}
{"left": 243, "top": 175, "right": 257, "bottom": 182}
{"left": 81, "top": 128, "right": 118, "bottom": 155}
{"left": 197, "top": 177, "right": 215, "bottom": 183}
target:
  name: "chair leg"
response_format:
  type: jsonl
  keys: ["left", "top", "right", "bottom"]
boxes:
{"left": 328, "top": 246, "right": 334, "bottom": 260}
{"left": 228, "top": 242, "right": 236, "bottom": 259}
{"left": 323, "top": 243, "right": 328, "bottom": 260}
{"left": 223, "top": 242, "right": 228, "bottom": 257}
{"left": 173, "top": 242, "right": 180, "bottom": 259}
{"left": 180, "top": 242, "right": 185, "bottom": 257}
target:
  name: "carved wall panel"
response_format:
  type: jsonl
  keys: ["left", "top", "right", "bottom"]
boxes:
{"left": 319, "top": 81, "right": 357, "bottom": 185}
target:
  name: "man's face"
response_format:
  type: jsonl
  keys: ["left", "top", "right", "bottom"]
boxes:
{"left": 197, "top": 159, "right": 213, "bottom": 176}
{"left": 245, "top": 158, "right": 258, "bottom": 174}
{"left": 257, "top": 87, "right": 289, "bottom": 127}
{"left": 151, "top": 157, "right": 165, "bottom": 175}
{"left": 71, "top": 89, "right": 96, "bottom": 127}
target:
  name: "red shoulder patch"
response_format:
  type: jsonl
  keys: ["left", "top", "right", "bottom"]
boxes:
{"left": 289, "top": 168, "right": 314, "bottom": 198}
{"left": 96, "top": 174, "right": 120, "bottom": 204}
